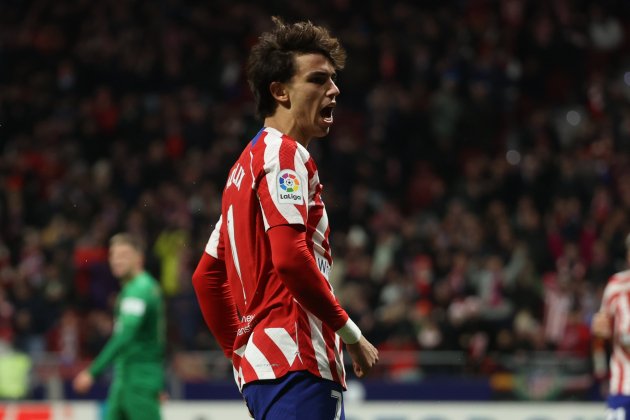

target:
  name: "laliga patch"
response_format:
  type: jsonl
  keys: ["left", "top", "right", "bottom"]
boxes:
{"left": 277, "top": 169, "right": 304, "bottom": 204}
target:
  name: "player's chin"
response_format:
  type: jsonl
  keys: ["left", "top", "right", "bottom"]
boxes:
{"left": 313, "top": 124, "right": 331, "bottom": 138}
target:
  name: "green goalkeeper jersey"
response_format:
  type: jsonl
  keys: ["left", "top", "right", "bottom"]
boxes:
{"left": 89, "top": 271, "right": 165, "bottom": 391}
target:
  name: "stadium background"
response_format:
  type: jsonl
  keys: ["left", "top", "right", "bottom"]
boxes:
{"left": 1, "top": 0, "right": 630, "bottom": 417}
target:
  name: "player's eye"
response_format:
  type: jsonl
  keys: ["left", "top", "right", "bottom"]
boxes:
{"left": 309, "top": 75, "right": 327, "bottom": 85}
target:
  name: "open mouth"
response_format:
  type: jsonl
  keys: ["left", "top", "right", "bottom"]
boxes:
{"left": 320, "top": 105, "right": 334, "bottom": 123}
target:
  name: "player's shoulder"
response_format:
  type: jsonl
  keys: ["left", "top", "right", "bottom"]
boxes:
{"left": 258, "top": 127, "right": 310, "bottom": 163}
{"left": 609, "top": 269, "right": 630, "bottom": 285}
{"left": 126, "top": 272, "right": 160, "bottom": 296}
{"left": 604, "top": 270, "right": 630, "bottom": 297}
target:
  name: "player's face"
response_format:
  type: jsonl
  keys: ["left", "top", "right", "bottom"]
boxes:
{"left": 285, "top": 53, "right": 340, "bottom": 141}
{"left": 109, "top": 243, "right": 141, "bottom": 280}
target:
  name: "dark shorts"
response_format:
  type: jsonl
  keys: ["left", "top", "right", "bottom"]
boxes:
{"left": 242, "top": 371, "right": 345, "bottom": 420}
{"left": 607, "top": 395, "right": 630, "bottom": 420}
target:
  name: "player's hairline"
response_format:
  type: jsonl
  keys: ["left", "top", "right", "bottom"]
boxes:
{"left": 110, "top": 232, "right": 145, "bottom": 254}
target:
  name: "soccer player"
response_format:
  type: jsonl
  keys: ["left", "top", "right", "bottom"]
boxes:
{"left": 73, "top": 233, "right": 166, "bottom": 420}
{"left": 592, "top": 233, "right": 630, "bottom": 419}
{"left": 192, "top": 17, "right": 378, "bottom": 420}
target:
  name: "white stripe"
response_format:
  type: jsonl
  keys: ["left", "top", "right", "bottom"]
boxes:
{"left": 233, "top": 366, "right": 240, "bottom": 388}
{"left": 249, "top": 150, "right": 256, "bottom": 189}
{"left": 120, "top": 297, "right": 146, "bottom": 316}
{"left": 238, "top": 366, "right": 244, "bottom": 391}
{"left": 611, "top": 352, "right": 621, "bottom": 394}
{"left": 204, "top": 215, "right": 222, "bottom": 258}
{"left": 307, "top": 312, "right": 333, "bottom": 380}
{"left": 226, "top": 205, "right": 247, "bottom": 305}
{"left": 334, "top": 334, "right": 345, "bottom": 384}
{"left": 265, "top": 328, "right": 299, "bottom": 366}
{"left": 233, "top": 344, "right": 246, "bottom": 390}
{"left": 618, "top": 296, "right": 630, "bottom": 395}
{"left": 259, "top": 199, "right": 270, "bottom": 230}
{"left": 312, "top": 211, "right": 330, "bottom": 260}
{"left": 615, "top": 345, "right": 630, "bottom": 395}
{"left": 234, "top": 344, "right": 247, "bottom": 357}
{"left": 263, "top": 134, "right": 304, "bottom": 226}
{"left": 244, "top": 333, "right": 276, "bottom": 380}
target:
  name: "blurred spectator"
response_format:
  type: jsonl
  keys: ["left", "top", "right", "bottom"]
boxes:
{"left": 1, "top": 0, "right": 630, "bottom": 385}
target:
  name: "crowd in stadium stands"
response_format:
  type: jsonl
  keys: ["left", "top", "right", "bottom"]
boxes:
{"left": 2, "top": 0, "right": 630, "bottom": 385}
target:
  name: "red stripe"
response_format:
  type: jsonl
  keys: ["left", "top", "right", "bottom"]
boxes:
{"left": 278, "top": 134, "right": 298, "bottom": 170}
{"left": 297, "top": 306, "right": 319, "bottom": 373}
{"left": 16, "top": 405, "right": 51, "bottom": 420}
{"left": 616, "top": 354, "right": 624, "bottom": 394}
{"left": 239, "top": 355, "right": 260, "bottom": 383}
{"left": 250, "top": 130, "right": 268, "bottom": 176}
{"left": 322, "top": 324, "right": 342, "bottom": 384}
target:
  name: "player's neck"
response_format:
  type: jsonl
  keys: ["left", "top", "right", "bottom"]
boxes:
{"left": 121, "top": 268, "right": 143, "bottom": 283}
{"left": 264, "top": 116, "right": 311, "bottom": 148}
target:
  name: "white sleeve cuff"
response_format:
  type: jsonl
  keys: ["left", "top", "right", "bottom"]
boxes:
{"left": 336, "top": 318, "right": 362, "bottom": 344}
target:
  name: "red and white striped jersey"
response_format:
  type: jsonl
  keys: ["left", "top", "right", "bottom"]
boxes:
{"left": 601, "top": 269, "right": 630, "bottom": 395}
{"left": 204, "top": 127, "right": 348, "bottom": 390}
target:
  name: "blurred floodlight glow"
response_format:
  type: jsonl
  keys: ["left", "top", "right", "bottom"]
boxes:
{"left": 506, "top": 150, "right": 521, "bottom": 165}
{"left": 566, "top": 110, "right": 581, "bottom": 126}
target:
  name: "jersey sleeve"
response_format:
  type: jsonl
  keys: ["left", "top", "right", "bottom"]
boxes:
{"left": 89, "top": 287, "right": 148, "bottom": 377}
{"left": 192, "top": 251, "right": 240, "bottom": 358}
{"left": 257, "top": 139, "right": 309, "bottom": 230}
{"left": 268, "top": 224, "right": 361, "bottom": 344}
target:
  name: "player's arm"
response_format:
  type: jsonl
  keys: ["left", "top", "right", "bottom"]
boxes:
{"left": 74, "top": 291, "right": 148, "bottom": 393}
{"left": 592, "top": 311, "right": 612, "bottom": 339}
{"left": 192, "top": 252, "right": 240, "bottom": 359}
{"left": 88, "top": 293, "right": 148, "bottom": 377}
{"left": 268, "top": 224, "right": 378, "bottom": 376}
{"left": 593, "top": 280, "right": 615, "bottom": 340}
{"left": 192, "top": 216, "right": 240, "bottom": 359}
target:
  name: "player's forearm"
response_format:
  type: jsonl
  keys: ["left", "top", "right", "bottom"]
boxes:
{"left": 268, "top": 225, "right": 361, "bottom": 343}
{"left": 89, "top": 329, "right": 135, "bottom": 377}
{"left": 192, "top": 252, "right": 239, "bottom": 358}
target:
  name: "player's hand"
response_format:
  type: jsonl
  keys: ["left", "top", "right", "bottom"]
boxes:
{"left": 72, "top": 370, "right": 94, "bottom": 394}
{"left": 592, "top": 311, "right": 612, "bottom": 339}
{"left": 346, "top": 336, "right": 378, "bottom": 378}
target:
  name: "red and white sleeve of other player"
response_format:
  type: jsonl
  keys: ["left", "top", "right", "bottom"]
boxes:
{"left": 601, "top": 269, "right": 630, "bottom": 396}
{"left": 194, "top": 127, "right": 361, "bottom": 390}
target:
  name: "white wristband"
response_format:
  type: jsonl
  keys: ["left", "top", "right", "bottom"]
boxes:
{"left": 336, "top": 318, "right": 362, "bottom": 344}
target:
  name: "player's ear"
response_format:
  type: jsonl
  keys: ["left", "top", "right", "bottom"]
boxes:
{"left": 270, "top": 81, "right": 289, "bottom": 105}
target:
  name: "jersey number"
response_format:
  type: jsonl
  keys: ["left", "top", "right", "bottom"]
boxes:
{"left": 331, "top": 390, "right": 342, "bottom": 420}
{"left": 226, "top": 205, "right": 247, "bottom": 304}
{"left": 608, "top": 408, "right": 627, "bottom": 420}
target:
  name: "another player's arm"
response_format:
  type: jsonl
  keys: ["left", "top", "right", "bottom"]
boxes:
{"left": 73, "top": 290, "right": 148, "bottom": 393}
{"left": 267, "top": 224, "right": 378, "bottom": 377}
{"left": 192, "top": 216, "right": 240, "bottom": 359}
{"left": 89, "top": 292, "right": 148, "bottom": 377}
{"left": 592, "top": 311, "right": 612, "bottom": 340}
{"left": 592, "top": 285, "right": 614, "bottom": 380}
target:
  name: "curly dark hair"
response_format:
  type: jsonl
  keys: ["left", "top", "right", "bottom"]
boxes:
{"left": 246, "top": 17, "right": 346, "bottom": 120}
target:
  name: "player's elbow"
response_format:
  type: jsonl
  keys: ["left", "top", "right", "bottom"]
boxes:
{"left": 274, "top": 261, "right": 311, "bottom": 296}
{"left": 273, "top": 260, "right": 299, "bottom": 280}
{"left": 191, "top": 269, "right": 204, "bottom": 292}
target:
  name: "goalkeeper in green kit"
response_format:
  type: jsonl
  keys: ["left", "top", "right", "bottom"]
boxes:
{"left": 73, "top": 233, "right": 166, "bottom": 420}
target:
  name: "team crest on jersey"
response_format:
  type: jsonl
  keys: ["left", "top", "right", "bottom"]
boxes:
{"left": 277, "top": 169, "right": 304, "bottom": 204}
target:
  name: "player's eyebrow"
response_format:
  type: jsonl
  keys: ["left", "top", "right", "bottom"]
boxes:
{"left": 307, "top": 70, "right": 337, "bottom": 81}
